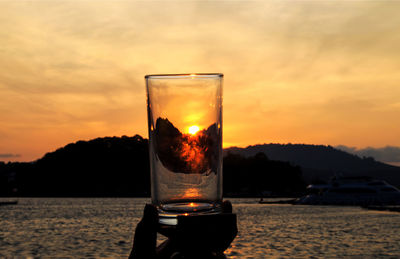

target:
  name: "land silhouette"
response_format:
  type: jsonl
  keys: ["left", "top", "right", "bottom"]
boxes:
{"left": 1, "top": 135, "right": 400, "bottom": 197}
{"left": 225, "top": 144, "right": 400, "bottom": 187}
{"left": 154, "top": 117, "right": 220, "bottom": 175}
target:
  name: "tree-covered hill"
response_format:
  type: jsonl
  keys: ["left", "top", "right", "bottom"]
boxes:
{"left": 225, "top": 144, "right": 400, "bottom": 186}
{"left": 0, "top": 136, "right": 305, "bottom": 197}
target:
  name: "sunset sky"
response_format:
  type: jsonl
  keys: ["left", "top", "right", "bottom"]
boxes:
{"left": 1, "top": 0, "right": 400, "bottom": 162}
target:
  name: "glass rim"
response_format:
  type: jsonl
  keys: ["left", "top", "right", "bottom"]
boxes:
{"left": 145, "top": 73, "right": 223, "bottom": 79}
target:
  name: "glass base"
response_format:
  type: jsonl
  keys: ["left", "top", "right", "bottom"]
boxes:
{"left": 158, "top": 202, "right": 222, "bottom": 226}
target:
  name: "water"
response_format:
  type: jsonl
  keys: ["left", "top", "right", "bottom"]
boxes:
{"left": 1, "top": 198, "right": 400, "bottom": 258}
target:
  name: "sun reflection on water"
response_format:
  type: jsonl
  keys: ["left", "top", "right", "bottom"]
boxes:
{"left": 183, "top": 188, "right": 200, "bottom": 199}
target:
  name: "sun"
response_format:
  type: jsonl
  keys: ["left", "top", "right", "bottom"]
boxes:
{"left": 188, "top": 125, "right": 200, "bottom": 135}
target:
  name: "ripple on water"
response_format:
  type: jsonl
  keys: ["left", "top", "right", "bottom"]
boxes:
{"left": 0, "top": 198, "right": 400, "bottom": 258}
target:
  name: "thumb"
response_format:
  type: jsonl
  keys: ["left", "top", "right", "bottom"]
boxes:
{"left": 129, "top": 204, "right": 159, "bottom": 259}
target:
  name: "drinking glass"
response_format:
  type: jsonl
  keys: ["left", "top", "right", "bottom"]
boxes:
{"left": 145, "top": 73, "right": 223, "bottom": 225}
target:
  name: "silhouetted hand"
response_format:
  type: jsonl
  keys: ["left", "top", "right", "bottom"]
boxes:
{"left": 129, "top": 201, "right": 237, "bottom": 259}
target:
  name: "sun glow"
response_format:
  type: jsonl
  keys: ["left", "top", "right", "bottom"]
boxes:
{"left": 188, "top": 125, "right": 200, "bottom": 135}
{"left": 183, "top": 188, "right": 200, "bottom": 199}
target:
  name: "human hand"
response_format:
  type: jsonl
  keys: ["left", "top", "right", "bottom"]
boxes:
{"left": 129, "top": 201, "right": 237, "bottom": 259}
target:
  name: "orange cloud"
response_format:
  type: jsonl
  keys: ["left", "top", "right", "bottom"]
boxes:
{"left": 0, "top": 1, "right": 399, "bottom": 161}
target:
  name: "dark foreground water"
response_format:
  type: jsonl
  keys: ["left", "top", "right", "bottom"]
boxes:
{"left": 1, "top": 198, "right": 399, "bottom": 258}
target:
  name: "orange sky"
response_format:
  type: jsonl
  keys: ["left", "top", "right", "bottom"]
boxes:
{"left": 1, "top": 1, "right": 400, "bottom": 162}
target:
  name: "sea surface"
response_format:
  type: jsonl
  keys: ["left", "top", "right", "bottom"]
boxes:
{"left": 1, "top": 198, "right": 400, "bottom": 258}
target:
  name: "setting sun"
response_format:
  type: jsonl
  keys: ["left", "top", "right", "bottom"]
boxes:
{"left": 0, "top": 0, "right": 399, "bottom": 163}
{"left": 188, "top": 125, "right": 200, "bottom": 135}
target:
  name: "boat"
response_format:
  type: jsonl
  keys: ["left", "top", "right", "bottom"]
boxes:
{"left": 295, "top": 176, "right": 400, "bottom": 206}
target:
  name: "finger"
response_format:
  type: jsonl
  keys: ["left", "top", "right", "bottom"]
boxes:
{"left": 222, "top": 200, "right": 232, "bottom": 213}
{"left": 142, "top": 203, "right": 159, "bottom": 230}
{"left": 129, "top": 204, "right": 158, "bottom": 259}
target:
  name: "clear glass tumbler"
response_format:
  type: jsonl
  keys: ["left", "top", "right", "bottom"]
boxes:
{"left": 145, "top": 73, "right": 223, "bottom": 225}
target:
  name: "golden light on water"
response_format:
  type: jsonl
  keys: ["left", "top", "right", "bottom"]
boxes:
{"left": 188, "top": 125, "right": 200, "bottom": 135}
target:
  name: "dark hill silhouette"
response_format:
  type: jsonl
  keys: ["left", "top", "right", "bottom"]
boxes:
{"left": 0, "top": 135, "right": 305, "bottom": 197}
{"left": 154, "top": 117, "right": 219, "bottom": 175}
{"left": 224, "top": 152, "right": 305, "bottom": 196}
{"left": 2, "top": 137, "right": 399, "bottom": 197}
{"left": 225, "top": 144, "right": 400, "bottom": 187}
{"left": 16, "top": 135, "right": 150, "bottom": 197}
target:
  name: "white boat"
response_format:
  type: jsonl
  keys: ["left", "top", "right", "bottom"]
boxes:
{"left": 296, "top": 176, "right": 400, "bottom": 206}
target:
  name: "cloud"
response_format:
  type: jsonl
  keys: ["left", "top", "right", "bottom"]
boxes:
{"left": 1, "top": 1, "right": 400, "bottom": 161}
{"left": 0, "top": 153, "right": 21, "bottom": 158}
{"left": 336, "top": 145, "right": 400, "bottom": 163}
